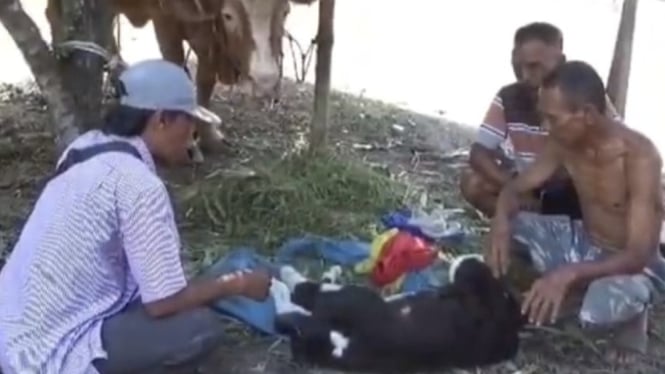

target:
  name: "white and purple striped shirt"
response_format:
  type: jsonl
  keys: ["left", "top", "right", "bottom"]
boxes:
{"left": 0, "top": 130, "right": 187, "bottom": 374}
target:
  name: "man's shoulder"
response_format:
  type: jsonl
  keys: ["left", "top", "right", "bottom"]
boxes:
{"left": 495, "top": 82, "right": 537, "bottom": 111}
{"left": 621, "top": 126, "right": 661, "bottom": 165}
{"left": 495, "top": 82, "right": 531, "bottom": 99}
{"left": 113, "top": 164, "right": 166, "bottom": 205}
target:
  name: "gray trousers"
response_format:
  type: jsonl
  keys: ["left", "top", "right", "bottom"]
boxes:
{"left": 512, "top": 212, "right": 665, "bottom": 327}
{"left": 92, "top": 300, "right": 225, "bottom": 374}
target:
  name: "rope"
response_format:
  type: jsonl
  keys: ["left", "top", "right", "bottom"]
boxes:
{"left": 53, "top": 16, "right": 126, "bottom": 72}
{"left": 53, "top": 15, "right": 127, "bottom": 101}
{"left": 55, "top": 40, "right": 114, "bottom": 63}
{"left": 284, "top": 29, "right": 317, "bottom": 84}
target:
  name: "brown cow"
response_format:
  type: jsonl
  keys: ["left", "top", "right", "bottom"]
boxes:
{"left": 46, "top": 0, "right": 316, "bottom": 150}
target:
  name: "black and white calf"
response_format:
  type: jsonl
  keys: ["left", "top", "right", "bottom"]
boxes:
{"left": 271, "top": 255, "right": 525, "bottom": 373}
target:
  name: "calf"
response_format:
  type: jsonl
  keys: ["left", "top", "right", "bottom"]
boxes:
{"left": 272, "top": 255, "right": 525, "bottom": 373}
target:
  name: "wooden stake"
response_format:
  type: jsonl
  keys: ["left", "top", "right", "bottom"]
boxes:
{"left": 607, "top": 0, "right": 638, "bottom": 118}
{"left": 308, "top": 0, "right": 335, "bottom": 153}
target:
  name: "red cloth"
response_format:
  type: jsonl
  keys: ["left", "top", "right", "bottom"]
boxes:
{"left": 370, "top": 231, "right": 436, "bottom": 287}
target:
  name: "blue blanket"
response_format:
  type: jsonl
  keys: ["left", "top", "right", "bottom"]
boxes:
{"left": 207, "top": 235, "right": 453, "bottom": 335}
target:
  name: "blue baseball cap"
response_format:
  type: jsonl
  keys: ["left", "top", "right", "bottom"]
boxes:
{"left": 118, "top": 59, "right": 221, "bottom": 125}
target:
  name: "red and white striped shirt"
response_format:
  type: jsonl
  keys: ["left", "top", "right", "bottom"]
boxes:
{"left": 475, "top": 82, "right": 622, "bottom": 172}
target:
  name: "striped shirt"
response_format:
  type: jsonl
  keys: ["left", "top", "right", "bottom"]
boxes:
{"left": 475, "top": 82, "right": 622, "bottom": 172}
{"left": 0, "top": 130, "right": 187, "bottom": 374}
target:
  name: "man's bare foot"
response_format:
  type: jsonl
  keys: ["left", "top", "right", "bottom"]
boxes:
{"left": 605, "top": 347, "right": 643, "bottom": 365}
{"left": 604, "top": 310, "right": 648, "bottom": 365}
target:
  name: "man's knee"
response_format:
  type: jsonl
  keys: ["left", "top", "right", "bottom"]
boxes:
{"left": 579, "top": 275, "right": 652, "bottom": 327}
{"left": 511, "top": 212, "right": 572, "bottom": 273}
{"left": 162, "top": 308, "right": 225, "bottom": 365}
{"left": 187, "top": 308, "right": 226, "bottom": 341}
{"left": 97, "top": 304, "right": 225, "bottom": 373}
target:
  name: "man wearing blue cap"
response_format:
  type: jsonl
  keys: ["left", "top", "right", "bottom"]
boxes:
{"left": 0, "top": 59, "right": 271, "bottom": 374}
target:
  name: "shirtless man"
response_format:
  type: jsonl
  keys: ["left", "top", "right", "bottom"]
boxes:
{"left": 460, "top": 22, "right": 620, "bottom": 217}
{"left": 485, "top": 60, "right": 665, "bottom": 361}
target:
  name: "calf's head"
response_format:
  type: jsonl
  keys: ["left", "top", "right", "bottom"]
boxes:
{"left": 449, "top": 254, "right": 526, "bottom": 327}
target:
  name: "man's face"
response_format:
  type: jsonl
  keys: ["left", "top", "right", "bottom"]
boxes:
{"left": 538, "top": 86, "right": 588, "bottom": 147}
{"left": 151, "top": 111, "right": 198, "bottom": 166}
{"left": 515, "top": 40, "right": 563, "bottom": 88}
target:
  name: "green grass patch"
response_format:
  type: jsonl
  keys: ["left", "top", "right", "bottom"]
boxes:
{"left": 175, "top": 151, "right": 406, "bottom": 271}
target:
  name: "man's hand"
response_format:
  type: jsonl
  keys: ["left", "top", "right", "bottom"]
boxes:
{"left": 217, "top": 269, "right": 272, "bottom": 301}
{"left": 486, "top": 214, "right": 512, "bottom": 278}
{"left": 521, "top": 265, "right": 578, "bottom": 326}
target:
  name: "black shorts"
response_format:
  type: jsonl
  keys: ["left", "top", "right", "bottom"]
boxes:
{"left": 534, "top": 182, "right": 582, "bottom": 220}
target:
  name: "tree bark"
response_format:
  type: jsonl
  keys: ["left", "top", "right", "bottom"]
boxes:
{"left": 308, "top": 0, "right": 335, "bottom": 153}
{"left": 606, "top": 0, "right": 638, "bottom": 118}
{"left": 52, "top": 0, "right": 115, "bottom": 131}
{"left": 0, "top": 0, "right": 79, "bottom": 152}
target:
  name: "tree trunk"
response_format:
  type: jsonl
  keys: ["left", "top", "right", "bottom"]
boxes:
{"left": 308, "top": 0, "right": 335, "bottom": 153}
{"left": 0, "top": 0, "right": 79, "bottom": 152}
{"left": 52, "top": 0, "right": 114, "bottom": 131}
{"left": 606, "top": 0, "right": 638, "bottom": 118}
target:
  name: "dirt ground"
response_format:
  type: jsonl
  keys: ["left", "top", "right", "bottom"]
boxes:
{"left": 0, "top": 81, "right": 664, "bottom": 373}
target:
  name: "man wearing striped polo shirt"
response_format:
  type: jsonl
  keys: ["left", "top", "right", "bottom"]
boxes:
{"left": 0, "top": 59, "right": 271, "bottom": 374}
{"left": 460, "top": 22, "right": 620, "bottom": 217}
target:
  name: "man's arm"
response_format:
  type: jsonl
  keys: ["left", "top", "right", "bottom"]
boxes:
{"left": 571, "top": 141, "right": 662, "bottom": 284}
{"left": 118, "top": 179, "right": 243, "bottom": 318}
{"left": 495, "top": 140, "right": 562, "bottom": 220}
{"left": 469, "top": 95, "right": 513, "bottom": 186}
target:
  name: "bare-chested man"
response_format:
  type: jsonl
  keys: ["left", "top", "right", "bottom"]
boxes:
{"left": 461, "top": 22, "right": 620, "bottom": 217}
{"left": 486, "top": 60, "right": 665, "bottom": 360}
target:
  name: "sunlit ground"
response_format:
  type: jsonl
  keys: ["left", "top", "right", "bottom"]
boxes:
{"left": 2, "top": 0, "right": 664, "bottom": 157}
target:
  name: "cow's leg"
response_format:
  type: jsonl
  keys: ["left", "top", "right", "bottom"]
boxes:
{"left": 151, "top": 14, "right": 186, "bottom": 65}
{"left": 183, "top": 23, "right": 225, "bottom": 153}
{"left": 193, "top": 47, "right": 225, "bottom": 152}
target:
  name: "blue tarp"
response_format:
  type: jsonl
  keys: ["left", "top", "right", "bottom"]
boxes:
{"left": 380, "top": 209, "right": 466, "bottom": 246}
{"left": 207, "top": 209, "right": 467, "bottom": 335}
{"left": 208, "top": 238, "right": 454, "bottom": 335}
{"left": 206, "top": 248, "right": 280, "bottom": 335}
{"left": 208, "top": 237, "right": 373, "bottom": 335}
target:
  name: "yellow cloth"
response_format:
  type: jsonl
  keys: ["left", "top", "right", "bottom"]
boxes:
{"left": 355, "top": 228, "right": 407, "bottom": 294}
{"left": 355, "top": 228, "right": 398, "bottom": 274}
